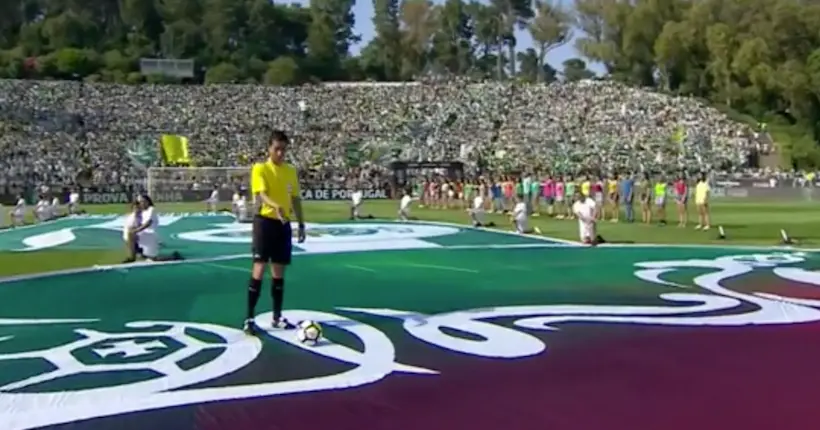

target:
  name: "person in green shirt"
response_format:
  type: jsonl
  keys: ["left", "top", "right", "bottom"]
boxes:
{"left": 565, "top": 177, "right": 576, "bottom": 219}
{"left": 530, "top": 179, "right": 541, "bottom": 216}
{"left": 515, "top": 179, "right": 524, "bottom": 197}
{"left": 654, "top": 176, "right": 668, "bottom": 225}
{"left": 513, "top": 178, "right": 530, "bottom": 214}
{"left": 464, "top": 181, "right": 475, "bottom": 207}
{"left": 638, "top": 173, "right": 652, "bottom": 224}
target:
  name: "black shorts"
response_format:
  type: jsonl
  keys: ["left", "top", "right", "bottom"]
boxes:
{"left": 251, "top": 215, "right": 293, "bottom": 264}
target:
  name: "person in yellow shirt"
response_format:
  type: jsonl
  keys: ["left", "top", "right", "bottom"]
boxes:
{"left": 607, "top": 175, "right": 619, "bottom": 222}
{"left": 581, "top": 177, "right": 591, "bottom": 197}
{"left": 694, "top": 173, "right": 711, "bottom": 230}
{"left": 244, "top": 130, "right": 306, "bottom": 335}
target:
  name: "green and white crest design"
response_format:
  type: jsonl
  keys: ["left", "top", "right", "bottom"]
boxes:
{"left": 2, "top": 215, "right": 820, "bottom": 430}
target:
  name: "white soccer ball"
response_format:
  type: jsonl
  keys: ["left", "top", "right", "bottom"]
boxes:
{"left": 296, "top": 320, "right": 322, "bottom": 344}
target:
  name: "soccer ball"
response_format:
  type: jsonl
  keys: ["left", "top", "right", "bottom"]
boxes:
{"left": 296, "top": 320, "right": 322, "bottom": 344}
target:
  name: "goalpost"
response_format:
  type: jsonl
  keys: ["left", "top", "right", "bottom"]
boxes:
{"left": 146, "top": 167, "right": 252, "bottom": 201}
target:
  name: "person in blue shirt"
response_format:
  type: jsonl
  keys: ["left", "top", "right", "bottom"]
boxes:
{"left": 620, "top": 173, "right": 635, "bottom": 223}
{"left": 491, "top": 180, "right": 503, "bottom": 213}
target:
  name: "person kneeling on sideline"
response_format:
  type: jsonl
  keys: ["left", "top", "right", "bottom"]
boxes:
{"left": 35, "top": 196, "right": 50, "bottom": 222}
{"left": 572, "top": 191, "right": 598, "bottom": 245}
{"left": 10, "top": 195, "right": 26, "bottom": 227}
{"left": 469, "top": 193, "right": 495, "bottom": 227}
{"left": 123, "top": 195, "right": 183, "bottom": 263}
{"left": 68, "top": 189, "right": 81, "bottom": 214}
{"left": 398, "top": 189, "right": 415, "bottom": 221}
{"left": 510, "top": 194, "right": 540, "bottom": 234}
{"left": 350, "top": 189, "right": 363, "bottom": 220}
{"left": 232, "top": 190, "right": 251, "bottom": 222}
{"left": 123, "top": 201, "right": 144, "bottom": 261}
{"left": 235, "top": 193, "right": 250, "bottom": 222}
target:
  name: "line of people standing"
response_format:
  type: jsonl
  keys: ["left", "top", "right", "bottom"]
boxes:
{"left": 414, "top": 172, "right": 712, "bottom": 230}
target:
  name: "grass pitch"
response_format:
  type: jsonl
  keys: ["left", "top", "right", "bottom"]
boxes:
{"left": 0, "top": 198, "right": 817, "bottom": 277}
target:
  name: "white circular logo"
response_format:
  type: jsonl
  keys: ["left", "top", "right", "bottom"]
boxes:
{"left": 176, "top": 223, "right": 460, "bottom": 244}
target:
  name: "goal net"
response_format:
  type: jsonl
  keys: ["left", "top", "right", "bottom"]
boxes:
{"left": 146, "top": 167, "right": 251, "bottom": 201}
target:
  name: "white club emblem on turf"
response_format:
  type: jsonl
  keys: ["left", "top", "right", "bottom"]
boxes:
{"left": 3, "top": 252, "right": 820, "bottom": 430}
{"left": 0, "top": 321, "right": 258, "bottom": 394}
{"left": 175, "top": 222, "right": 460, "bottom": 253}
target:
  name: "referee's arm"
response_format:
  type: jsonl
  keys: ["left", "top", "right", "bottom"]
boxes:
{"left": 290, "top": 168, "right": 304, "bottom": 225}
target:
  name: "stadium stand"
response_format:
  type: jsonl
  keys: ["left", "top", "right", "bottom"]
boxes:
{"left": 0, "top": 78, "right": 787, "bottom": 194}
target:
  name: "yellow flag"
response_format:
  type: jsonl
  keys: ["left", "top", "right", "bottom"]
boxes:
{"left": 160, "top": 134, "right": 190, "bottom": 165}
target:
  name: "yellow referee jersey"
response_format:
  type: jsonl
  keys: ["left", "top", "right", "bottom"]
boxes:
{"left": 250, "top": 160, "right": 300, "bottom": 219}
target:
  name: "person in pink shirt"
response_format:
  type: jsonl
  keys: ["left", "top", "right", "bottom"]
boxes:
{"left": 674, "top": 174, "right": 689, "bottom": 227}
{"left": 554, "top": 179, "right": 566, "bottom": 219}
{"left": 542, "top": 176, "right": 555, "bottom": 216}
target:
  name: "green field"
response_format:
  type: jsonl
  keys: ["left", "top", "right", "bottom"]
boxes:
{"left": 0, "top": 198, "right": 817, "bottom": 278}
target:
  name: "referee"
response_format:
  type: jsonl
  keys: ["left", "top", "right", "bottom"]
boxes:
{"left": 244, "top": 130, "right": 306, "bottom": 335}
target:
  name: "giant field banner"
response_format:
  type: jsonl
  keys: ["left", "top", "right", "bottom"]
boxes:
{"left": 1, "top": 213, "right": 820, "bottom": 430}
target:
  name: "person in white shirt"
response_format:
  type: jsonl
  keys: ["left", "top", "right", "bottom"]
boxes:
{"left": 124, "top": 195, "right": 183, "bottom": 263}
{"left": 441, "top": 182, "right": 452, "bottom": 209}
{"left": 398, "top": 190, "right": 414, "bottom": 221}
{"left": 350, "top": 190, "right": 363, "bottom": 220}
{"left": 68, "top": 189, "right": 80, "bottom": 214}
{"left": 469, "top": 194, "right": 486, "bottom": 227}
{"left": 127, "top": 195, "right": 160, "bottom": 261}
{"left": 35, "top": 197, "right": 50, "bottom": 222}
{"left": 231, "top": 190, "right": 242, "bottom": 219}
{"left": 572, "top": 192, "right": 598, "bottom": 244}
{"left": 123, "top": 201, "right": 143, "bottom": 261}
{"left": 206, "top": 186, "right": 219, "bottom": 212}
{"left": 510, "top": 195, "right": 541, "bottom": 234}
{"left": 235, "top": 194, "right": 249, "bottom": 222}
{"left": 10, "top": 195, "right": 25, "bottom": 227}
{"left": 50, "top": 196, "right": 61, "bottom": 218}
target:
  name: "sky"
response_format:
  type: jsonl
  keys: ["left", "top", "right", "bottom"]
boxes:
{"left": 283, "top": 0, "right": 606, "bottom": 74}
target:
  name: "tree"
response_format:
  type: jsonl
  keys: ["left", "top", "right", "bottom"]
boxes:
{"left": 467, "top": 1, "right": 502, "bottom": 79}
{"left": 430, "top": 0, "right": 473, "bottom": 76}
{"left": 371, "top": 0, "right": 402, "bottom": 80}
{"left": 490, "top": 0, "right": 533, "bottom": 78}
{"left": 399, "top": 0, "right": 436, "bottom": 79}
{"left": 205, "top": 62, "right": 241, "bottom": 83}
{"left": 306, "top": 0, "right": 357, "bottom": 80}
{"left": 264, "top": 56, "right": 300, "bottom": 85}
{"left": 562, "top": 58, "right": 595, "bottom": 82}
{"left": 528, "top": 0, "right": 572, "bottom": 83}
{"left": 517, "top": 48, "right": 556, "bottom": 83}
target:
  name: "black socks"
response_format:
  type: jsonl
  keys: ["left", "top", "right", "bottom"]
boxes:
{"left": 246, "top": 278, "right": 262, "bottom": 319}
{"left": 272, "top": 278, "right": 284, "bottom": 320}
{"left": 247, "top": 278, "right": 285, "bottom": 321}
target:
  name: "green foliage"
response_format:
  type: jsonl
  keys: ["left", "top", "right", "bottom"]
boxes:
{"left": 264, "top": 57, "right": 300, "bottom": 86}
{"left": 575, "top": 0, "right": 820, "bottom": 166}
{"left": 1, "top": 0, "right": 819, "bottom": 166}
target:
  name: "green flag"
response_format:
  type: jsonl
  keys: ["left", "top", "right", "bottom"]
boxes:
{"left": 126, "top": 136, "right": 160, "bottom": 168}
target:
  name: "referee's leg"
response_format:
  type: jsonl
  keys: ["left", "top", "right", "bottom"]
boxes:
{"left": 269, "top": 220, "right": 294, "bottom": 329}
{"left": 245, "top": 215, "right": 270, "bottom": 334}
{"left": 244, "top": 216, "right": 295, "bottom": 334}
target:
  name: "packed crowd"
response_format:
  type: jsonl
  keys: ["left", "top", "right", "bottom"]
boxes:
{"left": 0, "top": 78, "right": 764, "bottom": 193}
